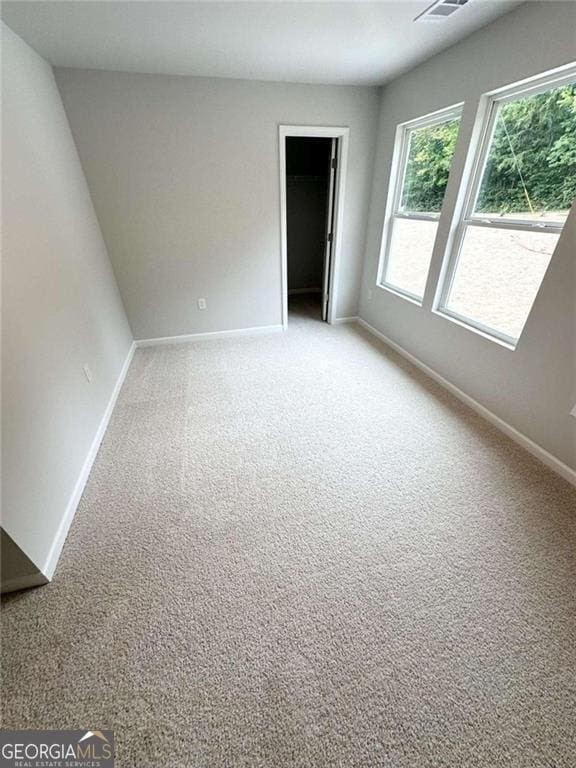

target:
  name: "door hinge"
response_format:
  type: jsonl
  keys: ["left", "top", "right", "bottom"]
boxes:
{"left": 331, "top": 157, "right": 337, "bottom": 170}
{"left": 327, "top": 232, "right": 333, "bottom": 243}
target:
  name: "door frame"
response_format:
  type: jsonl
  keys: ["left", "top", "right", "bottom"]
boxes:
{"left": 278, "top": 125, "right": 350, "bottom": 328}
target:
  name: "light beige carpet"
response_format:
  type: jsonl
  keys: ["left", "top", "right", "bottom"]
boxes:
{"left": 2, "top": 304, "right": 576, "bottom": 767}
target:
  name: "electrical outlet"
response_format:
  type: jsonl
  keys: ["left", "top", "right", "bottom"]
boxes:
{"left": 197, "top": 298, "right": 207, "bottom": 310}
{"left": 367, "top": 289, "right": 373, "bottom": 301}
{"left": 83, "top": 363, "right": 93, "bottom": 383}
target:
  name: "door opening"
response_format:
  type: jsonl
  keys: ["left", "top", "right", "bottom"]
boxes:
{"left": 285, "top": 137, "right": 334, "bottom": 323}
{"left": 279, "top": 126, "right": 349, "bottom": 328}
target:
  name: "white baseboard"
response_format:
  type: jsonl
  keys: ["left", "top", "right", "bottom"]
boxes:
{"left": 357, "top": 318, "right": 576, "bottom": 488}
{"left": 1, "top": 571, "right": 50, "bottom": 595}
{"left": 135, "top": 324, "right": 284, "bottom": 348}
{"left": 332, "top": 316, "right": 359, "bottom": 325}
{"left": 41, "top": 341, "right": 136, "bottom": 580}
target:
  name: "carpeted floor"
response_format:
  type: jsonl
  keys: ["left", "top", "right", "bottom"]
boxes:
{"left": 2, "top": 305, "right": 576, "bottom": 767}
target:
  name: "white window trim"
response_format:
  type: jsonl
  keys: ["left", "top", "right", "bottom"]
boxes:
{"left": 376, "top": 103, "right": 463, "bottom": 305}
{"left": 435, "top": 64, "right": 576, "bottom": 347}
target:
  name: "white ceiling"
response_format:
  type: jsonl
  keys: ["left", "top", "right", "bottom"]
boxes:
{"left": 1, "top": 1, "right": 523, "bottom": 87}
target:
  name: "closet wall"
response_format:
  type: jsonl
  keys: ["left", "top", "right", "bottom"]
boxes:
{"left": 286, "top": 137, "right": 332, "bottom": 294}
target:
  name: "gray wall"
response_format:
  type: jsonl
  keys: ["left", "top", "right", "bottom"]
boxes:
{"left": 1, "top": 23, "right": 133, "bottom": 583}
{"left": 54, "top": 69, "right": 379, "bottom": 339}
{"left": 359, "top": 1, "right": 576, "bottom": 471}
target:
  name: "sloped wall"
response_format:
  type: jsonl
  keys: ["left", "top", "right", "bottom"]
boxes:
{"left": 1, "top": 24, "right": 133, "bottom": 590}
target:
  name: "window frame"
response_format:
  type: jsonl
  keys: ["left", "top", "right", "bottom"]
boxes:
{"left": 377, "top": 104, "right": 464, "bottom": 304}
{"left": 436, "top": 66, "right": 576, "bottom": 347}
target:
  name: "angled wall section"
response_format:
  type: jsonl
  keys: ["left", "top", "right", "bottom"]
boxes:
{"left": 1, "top": 23, "right": 133, "bottom": 591}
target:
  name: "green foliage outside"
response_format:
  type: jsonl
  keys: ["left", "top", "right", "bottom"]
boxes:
{"left": 401, "top": 83, "right": 576, "bottom": 216}
{"left": 401, "top": 119, "right": 459, "bottom": 213}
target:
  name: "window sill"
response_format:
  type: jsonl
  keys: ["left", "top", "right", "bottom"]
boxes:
{"left": 432, "top": 308, "right": 517, "bottom": 351}
{"left": 376, "top": 282, "right": 423, "bottom": 307}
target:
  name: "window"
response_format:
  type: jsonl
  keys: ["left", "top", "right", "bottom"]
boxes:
{"left": 438, "top": 72, "right": 576, "bottom": 345}
{"left": 378, "top": 106, "right": 462, "bottom": 301}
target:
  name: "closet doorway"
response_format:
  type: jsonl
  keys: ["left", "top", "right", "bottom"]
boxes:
{"left": 279, "top": 126, "right": 349, "bottom": 328}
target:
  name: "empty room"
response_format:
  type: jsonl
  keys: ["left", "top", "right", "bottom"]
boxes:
{"left": 1, "top": 1, "right": 575, "bottom": 766}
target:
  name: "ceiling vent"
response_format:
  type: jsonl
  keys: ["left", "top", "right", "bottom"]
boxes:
{"left": 415, "top": 0, "right": 471, "bottom": 23}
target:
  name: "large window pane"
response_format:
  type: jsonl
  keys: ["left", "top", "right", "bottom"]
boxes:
{"left": 474, "top": 83, "right": 576, "bottom": 224}
{"left": 445, "top": 226, "right": 559, "bottom": 340}
{"left": 440, "top": 73, "right": 574, "bottom": 345}
{"left": 385, "top": 218, "right": 439, "bottom": 298}
{"left": 380, "top": 108, "right": 461, "bottom": 300}
{"left": 400, "top": 117, "right": 461, "bottom": 214}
